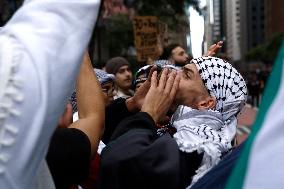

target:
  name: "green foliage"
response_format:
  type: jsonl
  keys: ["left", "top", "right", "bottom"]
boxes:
{"left": 246, "top": 33, "right": 284, "bottom": 64}
{"left": 101, "top": 0, "right": 201, "bottom": 59}
{"left": 105, "top": 14, "right": 134, "bottom": 57}
{"left": 132, "top": 0, "right": 200, "bottom": 30}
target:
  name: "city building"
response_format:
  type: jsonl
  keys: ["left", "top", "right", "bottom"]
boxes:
{"left": 167, "top": 14, "right": 190, "bottom": 50}
{"left": 240, "top": 0, "right": 265, "bottom": 59}
{"left": 224, "top": 0, "right": 241, "bottom": 61}
{"left": 203, "top": 0, "right": 224, "bottom": 53}
{"left": 264, "top": 0, "right": 284, "bottom": 40}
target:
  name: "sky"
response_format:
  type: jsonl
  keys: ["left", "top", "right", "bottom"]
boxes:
{"left": 188, "top": 0, "right": 207, "bottom": 58}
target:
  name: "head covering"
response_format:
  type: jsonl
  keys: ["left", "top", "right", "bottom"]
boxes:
{"left": 105, "top": 57, "right": 130, "bottom": 75}
{"left": 154, "top": 59, "right": 180, "bottom": 70}
{"left": 170, "top": 57, "right": 247, "bottom": 187}
{"left": 70, "top": 69, "right": 114, "bottom": 113}
{"left": 154, "top": 59, "right": 173, "bottom": 67}
{"left": 70, "top": 91, "right": 78, "bottom": 114}
{"left": 134, "top": 65, "right": 152, "bottom": 88}
{"left": 191, "top": 56, "right": 247, "bottom": 121}
{"left": 94, "top": 68, "right": 115, "bottom": 85}
{"left": 134, "top": 60, "right": 179, "bottom": 88}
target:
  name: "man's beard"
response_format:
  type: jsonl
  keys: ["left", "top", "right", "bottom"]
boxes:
{"left": 174, "top": 61, "right": 186, "bottom": 67}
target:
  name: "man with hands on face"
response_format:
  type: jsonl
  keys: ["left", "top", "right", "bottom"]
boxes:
{"left": 98, "top": 56, "right": 247, "bottom": 189}
{"left": 98, "top": 68, "right": 201, "bottom": 189}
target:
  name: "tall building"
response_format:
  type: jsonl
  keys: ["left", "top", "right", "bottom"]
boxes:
{"left": 167, "top": 15, "right": 189, "bottom": 49}
{"left": 265, "top": 0, "right": 284, "bottom": 40}
{"left": 203, "top": 0, "right": 212, "bottom": 52}
{"left": 240, "top": 0, "right": 265, "bottom": 59}
{"left": 203, "top": 0, "right": 224, "bottom": 53}
{"left": 225, "top": 0, "right": 241, "bottom": 61}
{"left": 247, "top": 0, "right": 265, "bottom": 49}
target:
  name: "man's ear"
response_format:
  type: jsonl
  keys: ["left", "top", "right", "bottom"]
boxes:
{"left": 197, "top": 96, "right": 216, "bottom": 110}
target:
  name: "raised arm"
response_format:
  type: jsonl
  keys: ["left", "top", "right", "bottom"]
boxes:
{"left": 204, "top": 41, "right": 223, "bottom": 56}
{"left": 46, "top": 53, "right": 105, "bottom": 188}
{"left": 70, "top": 53, "right": 105, "bottom": 156}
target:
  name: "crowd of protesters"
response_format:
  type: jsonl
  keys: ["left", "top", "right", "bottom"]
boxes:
{"left": 0, "top": 0, "right": 279, "bottom": 189}
{"left": 241, "top": 67, "right": 271, "bottom": 107}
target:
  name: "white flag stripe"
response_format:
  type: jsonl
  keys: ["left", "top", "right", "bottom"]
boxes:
{"left": 243, "top": 60, "right": 284, "bottom": 188}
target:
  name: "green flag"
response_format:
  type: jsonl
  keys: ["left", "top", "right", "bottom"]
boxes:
{"left": 226, "top": 39, "right": 284, "bottom": 189}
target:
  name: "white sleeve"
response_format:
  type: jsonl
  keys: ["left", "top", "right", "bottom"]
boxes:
{"left": 0, "top": 0, "right": 101, "bottom": 188}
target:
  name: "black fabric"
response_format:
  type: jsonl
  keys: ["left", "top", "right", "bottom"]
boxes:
{"left": 179, "top": 151, "right": 203, "bottom": 188}
{"left": 190, "top": 142, "right": 245, "bottom": 189}
{"left": 102, "top": 98, "right": 134, "bottom": 144}
{"left": 46, "top": 128, "right": 91, "bottom": 189}
{"left": 110, "top": 112, "right": 156, "bottom": 141}
{"left": 98, "top": 112, "right": 203, "bottom": 189}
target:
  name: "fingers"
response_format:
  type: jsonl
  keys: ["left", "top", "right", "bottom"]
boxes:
{"left": 209, "top": 44, "right": 217, "bottom": 51}
{"left": 209, "top": 41, "right": 222, "bottom": 50}
{"left": 141, "top": 69, "right": 180, "bottom": 123}
{"left": 217, "top": 41, "right": 223, "bottom": 47}
{"left": 205, "top": 44, "right": 216, "bottom": 56}
{"left": 206, "top": 41, "right": 223, "bottom": 57}
{"left": 147, "top": 65, "right": 157, "bottom": 82}
{"left": 149, "top": 68, "right": 179, "bottom": 100}
{"left": 158, "top": 68, "right": 169, "bottom": 90}
{"left": 164, "top": 70, "right": 177, "bottom": 94}
{"left": 214, "top": 41, "right": 223, "bottom": 50}
{"left": 210, "top": 52, "right": 216, "bottom": 56}
{"left": 170, "top": 73, "right": 181, "bottom": 99}
{"left": 150, "top": 71, "right": 158, "bottom": 88}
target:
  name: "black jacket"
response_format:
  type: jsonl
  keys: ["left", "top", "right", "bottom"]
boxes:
{"left": 99, "top": 111, "right": 203, "bottom": 189}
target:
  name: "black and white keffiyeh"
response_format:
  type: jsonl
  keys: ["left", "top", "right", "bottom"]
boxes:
{"left": 154, "top": 59, "right": 172, "bottom": 67}
{"left": 134, "top": 60, "right": 180, "bottom": 88}
{"left": 171, "top": 57, "right": 247, "bottom": 188}
{"left": 191, "top": 56, "right": 247, "bottom": 121}
{"left": 134, "top": 65, "right": 152, "bottom": 87}
{"left": 70, "top": 69, "right": 114, "bottom": 113}
{"left": 171, "top": 106, "right": 233, "bottom": 188}
{"left": 155, "top": 59, "right": 179, "bottom": 71}
{"left": 94, "top": 68, "right": 115, "bottom": 86}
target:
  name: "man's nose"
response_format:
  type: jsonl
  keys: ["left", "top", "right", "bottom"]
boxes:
{"left": 126, "top": 70, "right": 132, "bottom": 77}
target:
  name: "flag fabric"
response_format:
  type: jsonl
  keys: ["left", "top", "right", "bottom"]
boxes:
{"left": 190, "top": 142, "right": 244, "bottom": 189}
{"left": 226, "top": 39, "right": 284, "bottom": 189}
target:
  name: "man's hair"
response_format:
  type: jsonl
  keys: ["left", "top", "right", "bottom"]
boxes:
{"left": 159, "top": 43, "right": 181, "bottom": 60}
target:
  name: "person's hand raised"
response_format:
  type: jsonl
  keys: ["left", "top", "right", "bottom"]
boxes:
{"left": 126, "top": 66, "right": 156, "bottom": 112}
{"left": 204, "top": 41, "right": 223, "bottom": 57}
{"left": 141, "top": 68, "right": 180, "bottom": 123}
